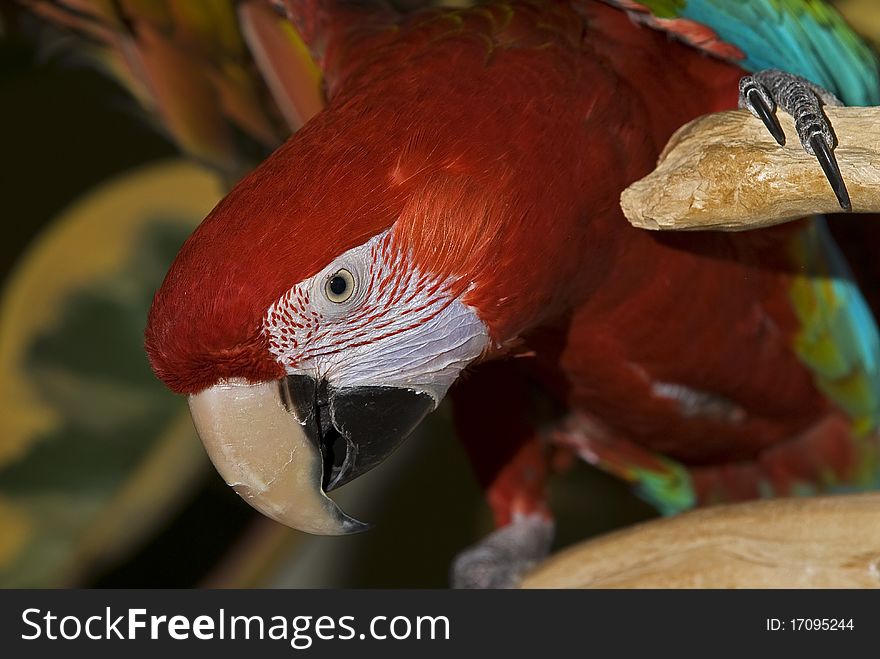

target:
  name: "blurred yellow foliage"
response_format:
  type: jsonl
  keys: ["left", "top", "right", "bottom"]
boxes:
{"left": 833, "top": 0, "right": 880, "bottom": 48}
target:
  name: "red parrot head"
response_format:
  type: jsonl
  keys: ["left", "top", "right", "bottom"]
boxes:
{"left": 143, "top": 10, "right": 587, "bottom": 533}
{"left": 145, "top": 107, "right": 501, "bottom": 534}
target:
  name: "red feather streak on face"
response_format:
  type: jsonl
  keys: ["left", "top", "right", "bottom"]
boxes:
{"left": 146, "top": 0, "right": 833, "bottom": 473}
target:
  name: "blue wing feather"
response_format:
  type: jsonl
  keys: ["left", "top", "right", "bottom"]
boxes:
{"left": 604, "top": 0, "right": 880, "bottom": 105}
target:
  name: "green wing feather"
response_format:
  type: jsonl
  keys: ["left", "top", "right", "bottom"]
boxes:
{"left": 788, "top": 221, "right": 880, "bottom": 439}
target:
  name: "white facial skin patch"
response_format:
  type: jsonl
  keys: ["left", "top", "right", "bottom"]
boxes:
{"left": 264, "top": 230, "right": 489, "bottom": 404}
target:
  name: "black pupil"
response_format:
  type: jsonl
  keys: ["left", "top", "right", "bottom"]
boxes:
{"left": 329, "top": 275, "right": 348, "bottom": 296}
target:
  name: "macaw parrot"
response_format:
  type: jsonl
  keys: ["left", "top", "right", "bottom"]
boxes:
{"left": 143, "top": 0, "right": 880, "bottom": 587}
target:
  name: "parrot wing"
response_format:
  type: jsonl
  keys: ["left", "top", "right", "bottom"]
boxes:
{"left": 583, "top": 0, "right": 880, "bottom": 509}
{"left": 17, "top": 0, "right": 328, "bottom": 177}
{"left": 577, "top": 219, "right": 880, "bottom": 513}
{"left": 600, "top": 0, "right": 880, "bottom": 105}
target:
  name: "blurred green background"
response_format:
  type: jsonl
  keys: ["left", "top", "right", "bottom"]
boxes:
{"left": 0, "top": 1, "right": 877, "bottom": 588}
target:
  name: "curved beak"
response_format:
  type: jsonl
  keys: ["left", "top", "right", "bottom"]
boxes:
{"left": 187, "top": 376, "right": 434, "bottom": 535}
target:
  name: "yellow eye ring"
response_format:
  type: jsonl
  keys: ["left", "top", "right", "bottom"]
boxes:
{"left": 325, "top": 268, "right": 356, "bottom": 303}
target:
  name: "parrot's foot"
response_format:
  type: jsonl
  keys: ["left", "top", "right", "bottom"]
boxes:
{"left": 450, "top": 513, "right": 554, "bottom": 589}
{"left": 738, "top": 69, "right": 851, "bottom": 211}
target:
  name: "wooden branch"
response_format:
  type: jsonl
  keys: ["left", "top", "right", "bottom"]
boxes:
{"left": 521, "top": 493, "right": 880, "bottom": 588}
{"left": 621, "top": 107, "right": 880, "bottom": 231}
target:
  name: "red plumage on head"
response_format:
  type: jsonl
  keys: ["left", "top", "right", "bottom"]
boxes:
{"left": 145, "top": 104, "right": 407, "bottom": 394}
{"left": 145, "top": 0, "right": 745, "bottom": 394}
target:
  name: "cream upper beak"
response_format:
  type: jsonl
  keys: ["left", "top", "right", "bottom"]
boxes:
{"left": 187, "top": 379, "right": 368, "bottom": 535}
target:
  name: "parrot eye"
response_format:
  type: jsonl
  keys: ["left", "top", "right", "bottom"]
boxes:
{"left": 325, "top": 269, "right": 356, "bottom": 303}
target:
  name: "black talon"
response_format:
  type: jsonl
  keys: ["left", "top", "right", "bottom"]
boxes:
{"left": 748, "top": 88, "right": 785, "bottom": 146}
{"left": 809, "top": 133, "right": 851, "bottom": 212}
{"left": 742, "top": 70, "right": 852, "bottom": 212}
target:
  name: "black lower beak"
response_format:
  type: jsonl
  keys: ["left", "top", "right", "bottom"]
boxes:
{"left": 281, "top": 375, "right": 435, "bottom": 491}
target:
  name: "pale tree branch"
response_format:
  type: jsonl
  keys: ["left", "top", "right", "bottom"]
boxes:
{"left": 621, "top": 106, "right": 880, "bottom": 231}
{"left": 522, "top": 493, "right": 880, "bottom": 588}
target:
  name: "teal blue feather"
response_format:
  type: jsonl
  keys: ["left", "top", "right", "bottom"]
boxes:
{"left": 682, "top": 1, "right": 878, "bottom": 104}
{"left": 605, "top": 0, "right": 880, "bottom": 105}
